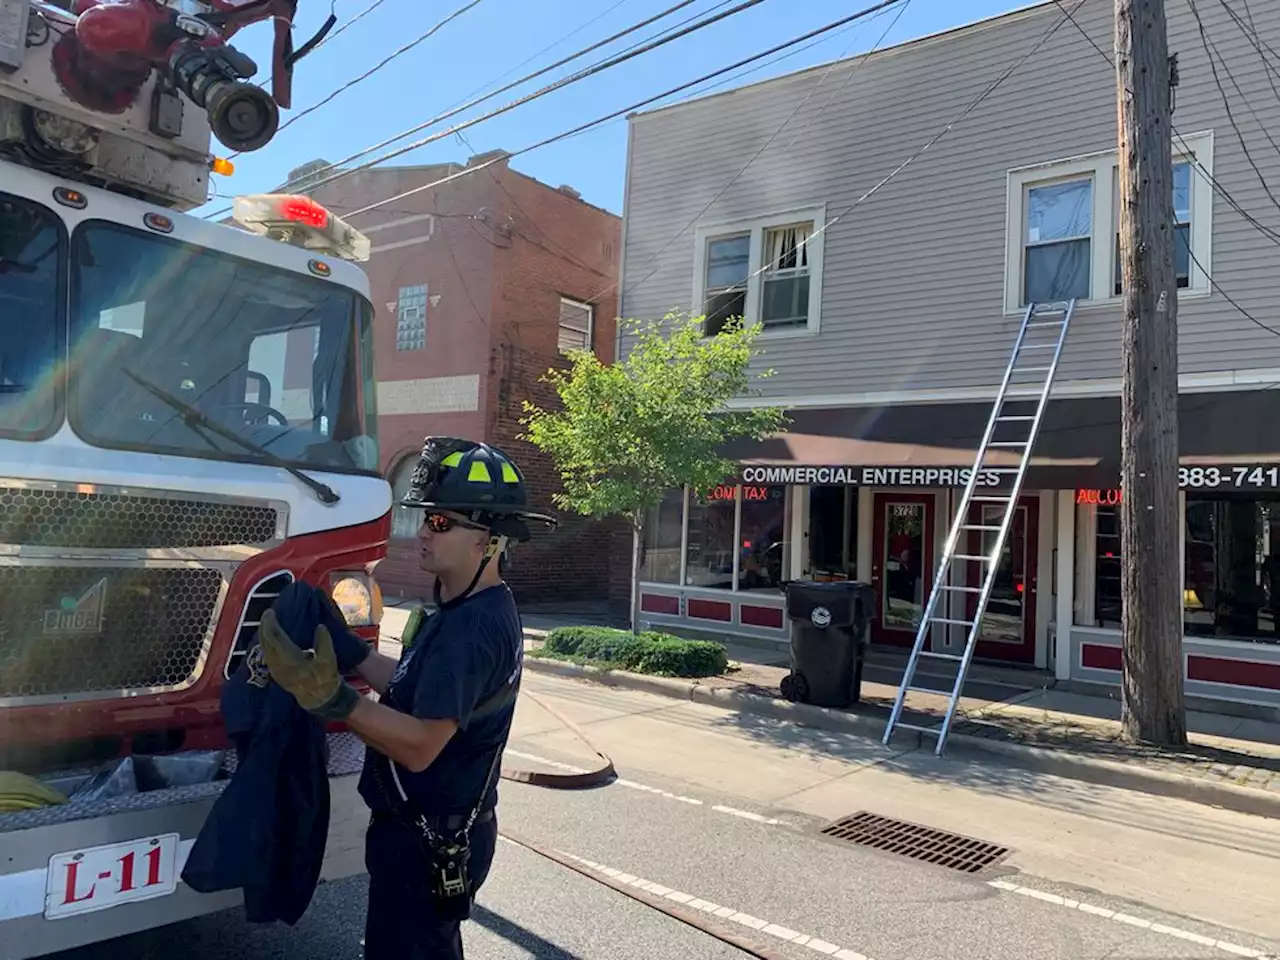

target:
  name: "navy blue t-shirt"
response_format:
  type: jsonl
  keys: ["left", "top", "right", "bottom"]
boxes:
{"left": 358, "top": 583, "right": 522, "bottom": 817}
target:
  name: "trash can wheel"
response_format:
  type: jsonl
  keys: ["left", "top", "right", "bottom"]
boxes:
{"left": 780, "top": 671, "right": 809, "bottom": 704}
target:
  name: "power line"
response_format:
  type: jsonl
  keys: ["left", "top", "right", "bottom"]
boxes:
{"left": 1213, "top": 0, "right": 1280, "bottom": 87}
{"left": 1052, "top": 0, "right": 1280, "bottom": 338}
{"left": 1186, "top": 0, "right": 1280, "bottom": 213}
{"left": 611, "top": 0, "right": 911, "bottom": 304}
{"left": 1053, "top": 0, "right": 1280, "bottom": 248}
{"left": 248, "top": 0, "right": 485, "bottom": 152}
{"left": 312, "top": 0, "right": 393, "bottom": 51}
{"left": 202, "top": 0, "right": 727, "bottom": 218}
{"left": 339, "top": 0, "right": 909, "bottom": 220}
{"left": 722, "top": 0, "right": 1090, "bottom": 297}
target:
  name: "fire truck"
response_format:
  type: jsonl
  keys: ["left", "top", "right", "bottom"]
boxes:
{"left": 0, "top": 2, "right": 387, "bottom": 955}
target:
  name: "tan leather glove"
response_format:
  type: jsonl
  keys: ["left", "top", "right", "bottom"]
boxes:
{"left": 257, "top": 609, "right": 359, "bottom": 722}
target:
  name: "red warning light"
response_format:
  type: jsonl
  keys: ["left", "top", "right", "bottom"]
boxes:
{"left": 280, "top": 196, "right": 329, "bottom": 229}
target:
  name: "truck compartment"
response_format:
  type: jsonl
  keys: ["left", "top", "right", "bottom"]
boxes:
{"left": 0, "top": 733, "right": 366, "bottom": 834}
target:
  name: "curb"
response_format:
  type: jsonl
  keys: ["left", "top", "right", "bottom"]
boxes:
{"left": 521, "top": 656, "right": 1280, "bottom": 821}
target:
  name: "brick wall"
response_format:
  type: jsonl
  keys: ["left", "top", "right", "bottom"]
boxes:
{"left": 488, "top": 345, "right": 626, "bottom": 605}
{"left": 299, "top": 155, "right": 625, "bottom": 606}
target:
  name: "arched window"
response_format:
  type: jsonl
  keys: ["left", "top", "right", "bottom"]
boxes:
{"left": 388, "top": 456, "right": 424, "bottom": 539}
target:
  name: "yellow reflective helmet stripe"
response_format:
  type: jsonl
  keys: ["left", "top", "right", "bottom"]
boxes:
{"left": 501, "top": 462, "right": 520, "bottom": 484}
{"left": 468, "top": 461, "right": 492, "bottom": 482}
{"left": 442, "top": 452, "right": 464, "bottom": 468}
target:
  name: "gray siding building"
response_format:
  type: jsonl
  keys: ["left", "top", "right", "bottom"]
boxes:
{"left": 617, "top": 0, "right": 1280, "bottom": 710}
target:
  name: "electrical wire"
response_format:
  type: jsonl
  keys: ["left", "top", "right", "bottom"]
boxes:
{"left": 1186, "top": 0, "right": 1280, "bottom": 213}
{"left": 246, "top": 0, "right": 486, "bottom": 150}
{"left": 715, "top": 0, "right": 1091, "bottom": 298}
{"left": 202, "top": 0, "right": 733, "bottom": 218}
{"left": 1213, "top": 0, "right": 1280, "bottom": 87}
{"left": 611, "top": 0, "right": 911, "bottom": 304}
{"left": 1052, "top": 0, "right": 1280, "bottom": 339}
{"left": 338, "top": 0, "right": 909, "bottom": 220}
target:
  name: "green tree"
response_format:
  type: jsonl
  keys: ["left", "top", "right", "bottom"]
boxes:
{"left": 522, "top": 312, "right": 786, "bottom": 632}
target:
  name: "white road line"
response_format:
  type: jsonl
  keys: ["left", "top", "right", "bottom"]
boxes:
{"left": 553, "top": 849, "right": 872, "bottom": 960}
{"left": 988, "top": 879, "right": 1275, "bottom": 958}
{"left": 712, "top": 804, "right": 782, "bottom": 825}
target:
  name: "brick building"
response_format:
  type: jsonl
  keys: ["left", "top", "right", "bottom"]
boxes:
{"left": 283, "top": 151, "right": 623, "bottom": 602}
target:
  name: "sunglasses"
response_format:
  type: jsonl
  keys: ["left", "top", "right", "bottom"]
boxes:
{"left": 424, "top": 511, "right": 489, "bottom": 534}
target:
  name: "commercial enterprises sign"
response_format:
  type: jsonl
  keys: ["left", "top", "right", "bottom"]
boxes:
{"left": 739, "top": 465, "right": 1004, "bottom": 487}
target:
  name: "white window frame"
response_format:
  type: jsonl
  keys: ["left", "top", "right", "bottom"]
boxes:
{"left": 691, "top": 205, "right": 826, "bottom": 338}
{"left": 558, "top": 296, "right": 594, "bottom": 354}
{"left": 1003, "top": 131, "right": 1214, "bottom": 315}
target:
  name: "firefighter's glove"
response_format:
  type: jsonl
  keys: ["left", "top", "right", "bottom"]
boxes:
{"left": 257, "top": 609, "right": 360, "bottom": 722}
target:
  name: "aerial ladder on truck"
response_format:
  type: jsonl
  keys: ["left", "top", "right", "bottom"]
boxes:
{"left": 0, "top": 3, "right": 389, "bottom": 957}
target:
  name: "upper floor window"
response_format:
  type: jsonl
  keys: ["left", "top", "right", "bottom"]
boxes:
{"left": 558, "top": 297, "right": 594, "bottom": 354}
{"left": 693, "top": 206, "right": 825, "bottom": 337}
{"left": 395, "top": 284, "right": 427, "bottom": 351}
{"left": 1004, "top": 131, "right": 1213, "bottom": 312}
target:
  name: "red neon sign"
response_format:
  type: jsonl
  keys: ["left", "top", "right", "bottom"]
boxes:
{"left": 1076, "top": 488, "right": 1123, "bottom": 505}
{"left": 707, "top": 484, "right": 772, "bottom": 502}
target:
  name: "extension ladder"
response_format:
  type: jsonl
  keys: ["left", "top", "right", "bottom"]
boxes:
{"left": 882, "top": 299, "right": 1076, "bottom": 755}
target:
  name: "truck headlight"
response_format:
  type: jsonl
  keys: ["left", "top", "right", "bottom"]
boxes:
{"left": 329, "top": 573, "right": 383, "bottom": 627}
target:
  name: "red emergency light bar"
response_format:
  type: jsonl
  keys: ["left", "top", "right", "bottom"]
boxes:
{"left": 280, "top": 196, "right": 329, "bottom": 229}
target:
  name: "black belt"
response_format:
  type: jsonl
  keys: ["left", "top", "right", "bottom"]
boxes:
{"left": 371, "top": 807, "right": 494, "bottom": 833}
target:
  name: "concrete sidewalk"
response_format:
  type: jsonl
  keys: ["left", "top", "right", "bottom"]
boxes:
{"left": 379, "top": 603, "right": 1280, "bottom": 817}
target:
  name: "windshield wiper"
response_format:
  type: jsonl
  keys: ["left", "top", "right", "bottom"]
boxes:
{"left": 121, "top": 368, "right": 341, "bottom": 505}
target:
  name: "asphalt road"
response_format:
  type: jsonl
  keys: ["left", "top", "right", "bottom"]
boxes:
{"left": 50, "top": 759, "right": 1280, "bottom": 960}
{"left": 45, "top": 670, "right": 1280, "bottom": 960}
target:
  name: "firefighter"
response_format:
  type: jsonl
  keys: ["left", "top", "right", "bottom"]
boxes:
{"left": 256, "top": 436, "right": 555, "bottom": 959}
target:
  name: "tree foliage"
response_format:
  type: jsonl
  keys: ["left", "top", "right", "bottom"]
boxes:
{"left": 521, "top": 312, "right": 786, "bottom": 528}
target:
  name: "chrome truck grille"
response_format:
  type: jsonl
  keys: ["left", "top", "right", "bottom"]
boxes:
{"left": 0, "top": 481, "right": 286, "bottom": 706}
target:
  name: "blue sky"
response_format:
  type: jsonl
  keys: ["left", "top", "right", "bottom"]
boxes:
{"left": 196, "top": 0, "right": 1033, "bottom": 218}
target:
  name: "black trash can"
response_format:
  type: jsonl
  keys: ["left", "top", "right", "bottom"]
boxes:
{"left": 778, "top": 580, "right": 874, "bottom": 708}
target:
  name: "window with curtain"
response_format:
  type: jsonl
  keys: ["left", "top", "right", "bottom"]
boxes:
{"left": 760, "top": 223, "right": 811, "bottom": 329}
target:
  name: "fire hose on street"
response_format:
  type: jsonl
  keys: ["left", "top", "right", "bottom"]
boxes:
{"left": 497, "top": 691, "right": 791, "bottom": 960}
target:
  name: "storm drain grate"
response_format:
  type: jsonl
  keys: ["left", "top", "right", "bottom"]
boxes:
{"left": 818, "top": 812, "right": 1011, "bottom": 875}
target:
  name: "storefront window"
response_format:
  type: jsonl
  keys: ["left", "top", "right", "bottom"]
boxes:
{"left": 1091, "top": 504, "right": 1122, "bottom": 628}
{"left": 640, "top": 488, "right": 683, "bottom": 583}
{"left": 737, "top": 485, "right": 790, "bottom": 592}
{"left": 1185, "top": 494, "right": 1280, "bottom": 642}
{"left": 809, "top": 485, "right": 857, "bottom": 580}
{"left": 685, "top": 484, "right": 737, "bottom": 589}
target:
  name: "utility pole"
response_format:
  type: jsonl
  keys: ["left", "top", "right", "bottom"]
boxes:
{"left": 1115, "top": 0, "right": 1187, "bottom": 745}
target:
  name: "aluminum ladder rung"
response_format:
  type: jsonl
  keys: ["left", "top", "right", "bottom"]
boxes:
{"left": 919, "top": 650, "right": 965, "bottom": 661}
{"left": 883, "top": 298, "right": 1076, "bottom": 757}
{"left": 890, "top": 722, "right": 942, "bottom": 736}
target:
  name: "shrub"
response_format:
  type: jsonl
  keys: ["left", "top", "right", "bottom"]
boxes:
{"left": 540, "top": 626, "right": 728, "bottom": 678}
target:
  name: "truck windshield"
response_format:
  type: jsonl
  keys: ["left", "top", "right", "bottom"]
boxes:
{"left": 0, "top": 194, "right": 63, "bottom": 440}
{"left": 68, "top": 220, "right": 378, "bottom": 474}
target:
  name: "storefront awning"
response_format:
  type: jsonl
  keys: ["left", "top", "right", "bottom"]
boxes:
{"left": 722, "top": 390, "right": 1280, "bottom": 489}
